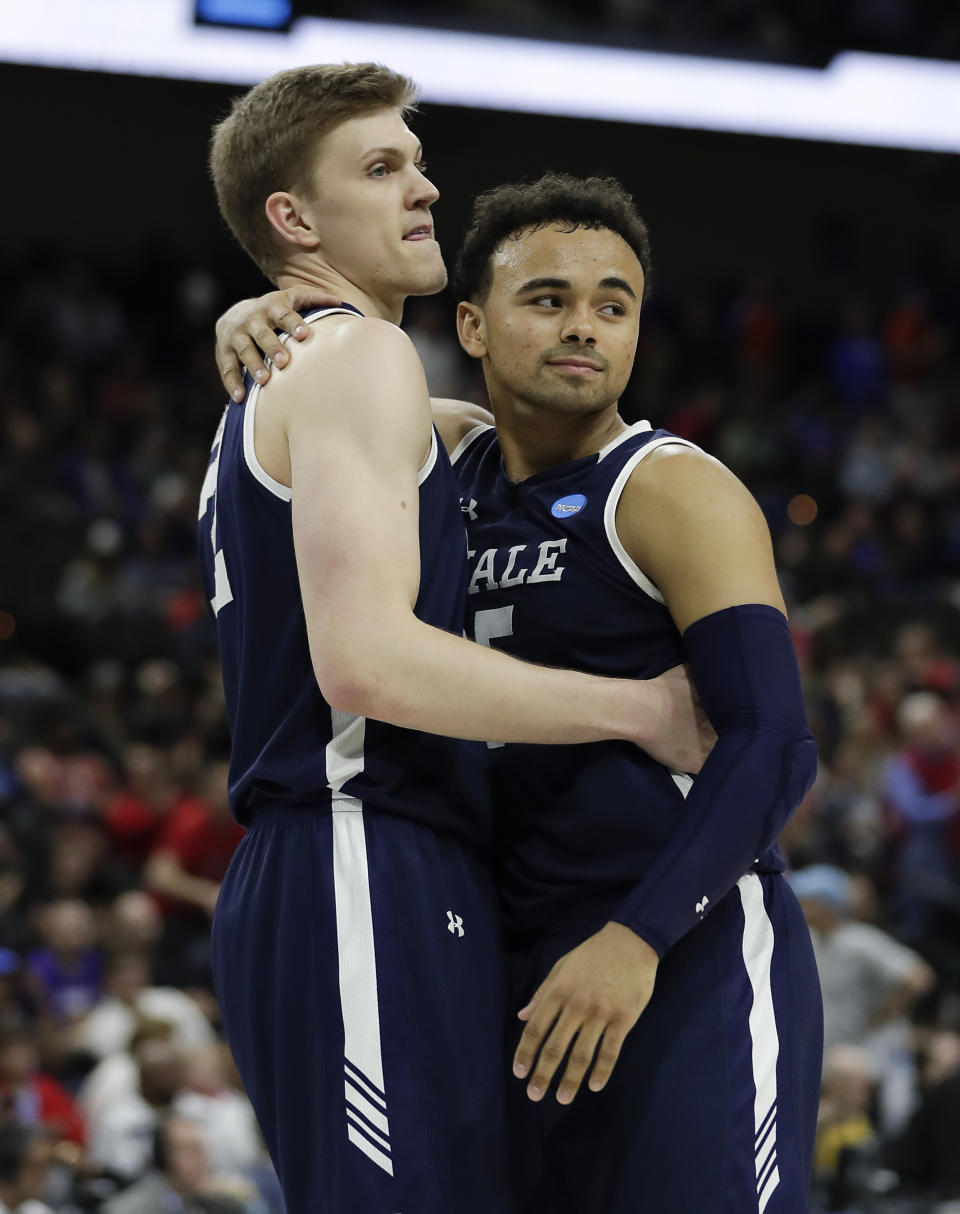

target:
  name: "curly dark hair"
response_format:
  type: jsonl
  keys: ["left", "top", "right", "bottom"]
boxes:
{"left": 452, "top": 172, "right": 652, "bottom": 303}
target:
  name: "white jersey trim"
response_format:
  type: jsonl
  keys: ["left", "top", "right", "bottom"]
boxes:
{"left": 737, "top": 873, "right": 781, "bottom": 1214}
{"left": 418, "top": 427, "right": 439, "bottom": 487}
{"left": 602, "top": 434, "right": 701, "bottom": 603}
{"left": 597, "top": 418, "right": 653, "bottom": 460}
{"left": 449, "top": 421, "right": 494, "bottom": 465}
{"left": 241, "top": 306, "right": 361, "bottom": 503}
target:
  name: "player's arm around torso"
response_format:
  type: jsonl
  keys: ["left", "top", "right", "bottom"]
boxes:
{"left": 260, "top": 324, "right": 678, "bottom": 748}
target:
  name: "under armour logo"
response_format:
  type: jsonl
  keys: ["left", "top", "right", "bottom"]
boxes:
{"left": 446, "top": 911, "right": 464, "bottom": 937}
{"left": 695, "top": 895, "right": 710, "bottom": 918}
{"left": 460, "top": 499, "right": 478, "bottom": 521}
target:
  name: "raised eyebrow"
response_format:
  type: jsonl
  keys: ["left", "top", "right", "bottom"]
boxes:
{"left": 598, "top": 276, "right": 638, "bottom": 301}
{"left": 516, "top": 277, "right": 571, "bottom": 296}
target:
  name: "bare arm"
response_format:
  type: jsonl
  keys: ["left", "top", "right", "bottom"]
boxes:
{"left": 280, "top": 320, "right": 673, "bottom": 747}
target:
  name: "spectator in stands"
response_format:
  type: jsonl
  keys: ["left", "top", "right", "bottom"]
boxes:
{"left": 73, "top": 950, "right": 213, "bottom": 1064}
{"left": 882, "top": 692, "right": 960, "bottom": 942}
{"left": 0, "top": 1029, "right": 84, "bottom": 1147}
{"left": 791, "top": 864, "right": 935, "bottom": 1134}
{"left": 886, "top": 1028, "right": 960, "bottom": 1199}
{"left": 25, "top": 901, "right": 102, "bottom": 1025}
{"left": 0, "top": 1123, "right": 54, "bottom": 1214}
{"left": 792, "top": 865, "right": 934, "bottom": 1049}
{"left": 171, "top": 1042, "right": 260, "bottom": 1178}
{"left": 87, "top": 1036, "right": 184, "bottom": 1181}
{"left": 813, "top": 1045, "right": 877, "bottom": 1210}
{"left": 101, "top": 891, "right": 163, "bottom": 956}
{"left": 144, "top": 758, "right": 243, "bottom": 987}
{"left": 102, "top": 743, "right": 179, "bottom": 867}
{"left": 102, "top": 1114, "right": 258, "bottom": 1214}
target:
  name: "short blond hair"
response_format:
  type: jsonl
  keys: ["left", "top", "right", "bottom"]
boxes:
{"left": 210, "top": 62, "right": 419, "bottom": 277}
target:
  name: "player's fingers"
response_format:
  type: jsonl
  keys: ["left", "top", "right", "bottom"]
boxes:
{"left": 524, "top": 1007, "right": 582, "bottom": 1102}
{"left": 269, "top": 307, "right": 311, "bottom": 347}
{"left": 234, "top": 338, "right": 271, "bottom": 387}
{"left": 246, "top": 322, "right": 290, "bottom": 372}
{"left": 219, "top": 353, "right": 247, "bottom": 402}
{"left": 512, "top": 992, "right": 561, "bottom": 1080}
{"left": 556, "top": 1020, "right": 604, "bottom": 1105}
{"left": 586, "top": 1021, "right": 629, "bottom": 1093}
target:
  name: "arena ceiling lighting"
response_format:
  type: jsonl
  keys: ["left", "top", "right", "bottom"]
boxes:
{"left": 5, "top": 0, "right": 960, "bottom": 154}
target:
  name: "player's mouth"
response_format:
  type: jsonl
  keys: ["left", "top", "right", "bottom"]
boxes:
{"left": 546, "top": 357, "right": 604, "bottom": 375}
{"left": 403, "top": 224, "right": 435, "bottom": 241}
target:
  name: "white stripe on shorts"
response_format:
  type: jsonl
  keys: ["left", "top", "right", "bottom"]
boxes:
{"left": 332, "top": 794, "right": 392, "bottom": 1175}
{"left": 738, "top": 873, "right": 781, "bottom": 1213}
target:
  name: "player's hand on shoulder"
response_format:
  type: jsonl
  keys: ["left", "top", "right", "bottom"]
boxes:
{"left": 513, "top": 922, "right": 658, "bottom": 1106}
{"left": 215, "top": 285, "right": 341, "bottom": 402}
{"left": 430, "top": 398, "right": 494, "bottom": 457}
{"left": 617, "top": 445, "right": 785, "bottom": 634}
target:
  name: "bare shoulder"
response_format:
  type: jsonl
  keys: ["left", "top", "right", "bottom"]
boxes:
{"left": 430, "top": 398, "right": 494, "bottom": 457}
{"left": 270, "top": 314, "right": 429, "bottom": 431}
{"left": 280, "top": 313, "right": 419, "bottom": 377}
{"left": 617, "top": 443, "right": 782, "bottom": 630}
{"left": 624, "top": 443, "right": 764, "bottom": 524}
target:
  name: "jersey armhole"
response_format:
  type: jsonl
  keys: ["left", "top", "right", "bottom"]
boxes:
{"left": 449, "top": 422, "right": 494, "bottom": 465}
{"left": 603, "top": 436, "right": 701, "bottom": 604}
{"left": 418, "top": 428, "right": 439, "bottom": 486}
{"left": 242, "top": 306, "right": 362, "bottom": 503}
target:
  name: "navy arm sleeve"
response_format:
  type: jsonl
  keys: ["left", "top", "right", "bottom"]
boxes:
{"left": 610, "top": 603, "right": 817, "bottom": 957}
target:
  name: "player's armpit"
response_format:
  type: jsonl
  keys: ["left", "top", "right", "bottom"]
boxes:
{"left": 430, "top": 397, "right": 494, "bottom": 457}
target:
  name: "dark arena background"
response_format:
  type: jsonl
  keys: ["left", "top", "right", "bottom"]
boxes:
{"left": 2, "top": 1, "right": 960, "bottom": 1210}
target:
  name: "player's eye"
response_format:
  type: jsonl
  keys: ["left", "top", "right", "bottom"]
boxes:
{"left": 368, "top": 163, "right": 389, "bottom": 178}
{"left": 600, "top": 302, "right": 627, "bottom": 316}
{"left": 414, "top": 160, "right": 428, "bottom": 174}
{"left": 531, "top": 295, "right": 563, "bottom": 308}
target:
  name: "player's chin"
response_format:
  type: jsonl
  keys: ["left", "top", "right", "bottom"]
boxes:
{"left": 409, "top": 258, "right": 448, "bottom": 296}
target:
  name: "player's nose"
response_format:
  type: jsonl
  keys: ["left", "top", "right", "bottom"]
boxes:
{"left": 560, "top": 308, "right": 598, "bottom": 344}
{"left": 410, "top": 168, "right": 440, "bottom": 209}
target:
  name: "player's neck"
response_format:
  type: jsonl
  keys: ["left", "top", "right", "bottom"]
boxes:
{"left": 493, "top": 403, "right": 629, "bottom": 482}
{"left": 275, "top": 263, "right": 405, "bottom": 326}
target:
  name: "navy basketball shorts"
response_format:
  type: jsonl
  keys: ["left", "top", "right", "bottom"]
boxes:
{"left": 505, "top": 872, "right": 823, "bottom": 1214}
{"left": 211, "top": 804, "right": 513, "bottom": 1214}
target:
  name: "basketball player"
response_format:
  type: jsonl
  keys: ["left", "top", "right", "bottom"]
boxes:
{"left": 215, "top": 171, "right": 823, "bottom": 1213}
{"left": 201, "top": 67, "right": 711, "bottom": 1214}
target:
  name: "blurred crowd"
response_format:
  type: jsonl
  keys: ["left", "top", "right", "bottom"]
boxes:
{"left": 324, "top": 0, "right": 960, "bottom": 63}
{"left": 0, "top": 242, "right": 958, "bottom": 1213}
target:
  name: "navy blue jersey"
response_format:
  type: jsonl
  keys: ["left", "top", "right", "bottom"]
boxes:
{"left": 452, "top": 419, "right": 783, "bottom": 940}
{"left": 198, "top": 308, "right": 488, "bottom": 845}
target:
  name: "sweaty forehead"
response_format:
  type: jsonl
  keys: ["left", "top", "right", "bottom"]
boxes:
{"left": 490, "top": 224, "right": 642, "bottom": 291}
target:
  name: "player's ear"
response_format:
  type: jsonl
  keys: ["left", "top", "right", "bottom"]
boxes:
{"left": 456, "top": 301, "right": 488, "bottom": 359}
{"left": 264, "top": 190, "right": 321, "bottom": 252}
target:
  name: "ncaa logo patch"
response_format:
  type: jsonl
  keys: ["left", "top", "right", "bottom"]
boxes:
{"left": 551, "top": 493, "right": 587, "bottom": 519}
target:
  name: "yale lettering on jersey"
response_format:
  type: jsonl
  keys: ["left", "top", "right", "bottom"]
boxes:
{"left": 467, "top": 539, "right": 567, "bottom": 595}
